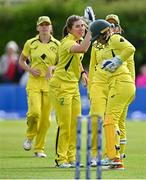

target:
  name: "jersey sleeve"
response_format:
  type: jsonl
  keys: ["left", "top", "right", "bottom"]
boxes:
{"left": 53, "top": 39, "right": 61, "bottom": 65}
{"left": 22, "top": 40, "right": 31, "bottom": 57}
{"left": 110, "top": 34, "right": 136, "bottom": 62}
{"left": 127, "top": 56, "right": 135, "bottom": 81}
{"left": 63, "top": 39, "right": 77, "bottom": 53}
{"left": 88, "top": 45, "right": 97, "bottom": 95}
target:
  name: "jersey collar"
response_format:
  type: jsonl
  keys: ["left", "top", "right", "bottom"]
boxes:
{"left": 68, "top": 33, "right": 83, "bottom": 42}
{"left": 36, "top": 34, "right": 55, "bottom": 43}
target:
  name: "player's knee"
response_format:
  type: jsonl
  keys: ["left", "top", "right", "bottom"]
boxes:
{"left": 28, "top": 111, "right": 41, "bottom": 120}
{"left": 103, "top": 114, "right": 114, "bottom": 126}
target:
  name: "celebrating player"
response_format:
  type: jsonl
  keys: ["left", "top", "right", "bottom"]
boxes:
{"left": 102, "top": 14, "right": 136, "bottom": 168}
{"left": 89, "top": 19, "right": 136, "bottom": 169}
{"left": 48, "top": 15, "right": 91, "bottom": 168}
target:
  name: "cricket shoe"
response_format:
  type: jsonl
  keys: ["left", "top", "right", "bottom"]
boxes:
{"left": 56, "top": 163, "right": 72, "bottom": 168}
{"left": 109, "top": 158, "right": 122, "bottom": 166}
{"left": 101, "top": 157, "right": 122, "bottom": 166}
{"left": 110, "top": 163, "right": 125, "bottom": 170}
{"left": 69, "top": 161, "right": 84, "bottom": 168}
{"left": 23, "top": 139, "right": 32, "bottom": 151}
{"left": 34, "top": 152, "right": 47, "bottom": 158}
{"left": 101, "top": 157, "right": 110, "bottom": 166}
{"left": 90, "top": 158, "right": 97, "bottom": 167}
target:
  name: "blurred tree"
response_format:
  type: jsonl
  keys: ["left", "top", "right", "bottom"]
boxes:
{"left": 0, "top": 0, "right": 146, "bottom": 75}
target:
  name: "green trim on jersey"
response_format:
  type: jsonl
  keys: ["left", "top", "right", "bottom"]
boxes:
{"left": 53, "top": 33, "right": 84, "bottom": 82}
{"left": 22, "top": 35, "right": 60, "bottom": 77}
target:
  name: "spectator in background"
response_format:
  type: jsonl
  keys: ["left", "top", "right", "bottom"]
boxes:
{"left": 136, "top": 64, "right": 146, "bottom": 87}
{"left": 0, "top": 41, "right": 23, "bottom": 83}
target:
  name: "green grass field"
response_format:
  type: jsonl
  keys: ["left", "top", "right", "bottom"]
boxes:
{"left": 0, "top": 119, "right": 146, "bottom": 179}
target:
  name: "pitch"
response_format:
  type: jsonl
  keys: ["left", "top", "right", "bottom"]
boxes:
{"left": 0, "top": 119, "right": 145, "bottom": 179}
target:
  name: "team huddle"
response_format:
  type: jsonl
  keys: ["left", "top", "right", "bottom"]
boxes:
{"left": 18, "top": 7, "right": 135, "bottom": 170}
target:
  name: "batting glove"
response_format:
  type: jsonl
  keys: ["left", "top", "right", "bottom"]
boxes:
{"left": 101, "top": 56, "right": 122, "bottom": 72}
{"left": 83, "top": 6, "right": 95, "bottom": 25}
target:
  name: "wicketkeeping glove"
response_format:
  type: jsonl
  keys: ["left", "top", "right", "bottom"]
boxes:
{"left": 83, "top": 6, "right": 95, "bottom": 25}
{"left": 101, "top": 56, "right": 122, "bottom": 72}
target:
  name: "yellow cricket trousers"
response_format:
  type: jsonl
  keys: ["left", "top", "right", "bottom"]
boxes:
{"left": 49, "top": 77, "right": 81, "bottom": 165}
{"left": 90, "top": 83, "right": 108, "bottom": 158}
{"left": 105, "top": 76, "right": 135, "bottom": 159}
{"left": 90, "top": 75, "right": 135, "bottom": 159}
{"left": 26, "top": 77, "right": 51, "bottom": 153}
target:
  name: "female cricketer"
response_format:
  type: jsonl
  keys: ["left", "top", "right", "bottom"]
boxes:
{"left": 48, "top": 15, "right": 91, "bottom": 168}
{"left": 89, "top": 19, "right": 136, "bottom": 169}
{"left": 104, "top": 14, "right": 135, "bottom": 167}
{"left": 19, "top": 16, "right": 60, "bottom": 158}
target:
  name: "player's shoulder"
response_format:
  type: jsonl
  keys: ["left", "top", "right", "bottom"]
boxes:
{"left": 110, "top": 33, "right": 126, "bottom": 42}
{"left": 110, "top": 33, "right": 121, "bottom": 40}
{"left": 63, "top": 34, "right": 76, "bottom": 43}
{"left": 50, "top": 35, "right": 60, "bottom": 46}
{"left": 25, "top": 35, "right": 39, "bottom": 45}
{"left": 61, "top": 34, "right": 76, "bottom": 48}
{"left": 110, "top": 33, "right": 135, "bottom": 49}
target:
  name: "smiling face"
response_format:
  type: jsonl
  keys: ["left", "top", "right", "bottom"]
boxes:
{"left": 69, "top": 19, "right": 86, "bottom": 39}
{"left": 65, "top": 15, "right": 86, "bottom": 39}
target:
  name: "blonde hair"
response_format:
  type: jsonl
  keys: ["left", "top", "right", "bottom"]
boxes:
{"left": 6, "top": 41, "right": 19, "bottom": 52}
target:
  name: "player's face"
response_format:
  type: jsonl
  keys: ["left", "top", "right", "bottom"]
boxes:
{"left": 37, "top": 22, "right": 52, "bottom": 34}
{"left": 69, "top": 20, "right": 85, "bottom": 39}
{"left": 97, "top": 29, "right": 111, "bottom": 45}
{"left": 114, "top": 25, "right": 122, "bottom": 34}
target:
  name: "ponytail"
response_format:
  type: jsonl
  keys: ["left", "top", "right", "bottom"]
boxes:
{"left": 62, "top": 25, "right": 68, "bottom": 38}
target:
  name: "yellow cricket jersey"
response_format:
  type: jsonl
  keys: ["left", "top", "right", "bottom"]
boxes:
{"left": 89, "top": 33, "right": 135, "bottom": 86}
{"left": 52, "top": 33, "right": 84, "bottom": 82}
{"left": 22, "top": 35, "right": 60, "bottom": 78}
{"left": 88, "top": 43, "right": 104, "bottom": 92}
{"left": 127, "top": 56, "right": 135, "bottom": 81}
